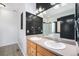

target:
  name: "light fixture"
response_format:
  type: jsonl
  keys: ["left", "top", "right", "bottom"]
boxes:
{"left": 38, "top": 7, "right": 45, "bottom": 12}
{"left": 36, "top": 7, "right": 45, "bottom": 14}
{"left": 0, "top": 3, "right": 6, "bottom": 7}
{"left": 39, "top": 7, "right": 43, "bottom": 12}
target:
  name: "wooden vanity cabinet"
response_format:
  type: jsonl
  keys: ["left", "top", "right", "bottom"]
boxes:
{"left": 37, "top": 45, "right": 56, "bottom": 56}
{"left": 27, "top": 40, "right": 57, "bottom": 56}
{"left": 27, "top": 40, "right": 37, "bottom": 56}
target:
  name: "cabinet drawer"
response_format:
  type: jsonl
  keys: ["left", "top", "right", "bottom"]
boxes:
{"left": 37, "top": 52, "right": 43, "bottom": 56}
{"left": 27, "top": 40, "right": 37, "bottom": 56}
{"left": 37, "top": 45, "right": 56, "bottom": 56}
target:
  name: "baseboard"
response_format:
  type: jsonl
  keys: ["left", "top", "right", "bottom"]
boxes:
{"left": 0, "top": 42, "right": 17, "bottom": 47}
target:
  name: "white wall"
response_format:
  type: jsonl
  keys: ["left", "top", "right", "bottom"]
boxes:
{"left": 0, "top": 8, "right": 18, "bottom": 47}
{"left": 0, "top": 3, "right": 36, "bottom": 56}
{"left": 18, "top": 3, "right": 36, "bottom": 56}
{"left": 43, "top": 23, "right": 52, "bottom": 35}
{"left": 25, "top": 3, "right": 36, "bottom": 15}
{"left": 52, "top": 23, "right": 55, "bottom": 33}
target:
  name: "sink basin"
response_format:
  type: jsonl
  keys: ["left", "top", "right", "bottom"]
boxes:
{"left": 30, "top": 37, "right": 41, "bottom": 40}
{"left": 44, "top": 41, "right": 66, "bottom": 49}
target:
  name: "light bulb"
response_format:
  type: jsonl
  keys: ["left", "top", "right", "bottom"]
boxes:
{"left": 39, "top": 7, "right": 43, "bottom": 12}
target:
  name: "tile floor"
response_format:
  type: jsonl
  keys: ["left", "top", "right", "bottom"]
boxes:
{"left": 0, "top": 44, "right": 23, "bottom": 56}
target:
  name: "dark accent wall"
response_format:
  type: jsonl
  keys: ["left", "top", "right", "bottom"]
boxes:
{"left": 59, "top": 14, "right": 75, "bottom": 39}
{"left": 26, "top": 12, "right": 43, "bottom": 35}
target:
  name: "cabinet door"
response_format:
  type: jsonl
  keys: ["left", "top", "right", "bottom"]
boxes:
{"left": 30, "top": 47, "right": 36, "bottom": 56}
{"left": 37, "top": 45, "right": 56, "bottom": 56}
{"left": 27, "top": 40, "right": 36, "bottom": 56}
{"left": 37, "top": 52, "right": 43, "bottom": 56}
{"left": 27, "top": 40, "right": 31, "bottom": 56}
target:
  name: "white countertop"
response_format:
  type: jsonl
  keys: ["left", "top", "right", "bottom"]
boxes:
{"left": 26, "top": 34, "right": 79, "bottom": 56}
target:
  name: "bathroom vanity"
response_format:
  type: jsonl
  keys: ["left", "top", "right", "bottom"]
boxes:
{"left": 27, "top": 35, "right": 78, "bottom": 56}
{"left": 27, "top": 40, "right": 57, "bottom": 56}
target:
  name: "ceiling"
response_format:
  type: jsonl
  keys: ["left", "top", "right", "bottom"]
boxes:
{"left": 0, "top": 3, "right": 25, "bottom": 12}
{"left": 36, "top": 3, "right": 60, "bottom": 15}
{"left": 0, "top": 3, "right": 75, "bottom": 19}
{"left": 1, "top": 3, "right": 37, "bottom": 14}
{"left": 37, "top": 3, "right": 75, "bottom": 18}
{"left": 0, "top": 3, "right": 59, "bottom": 13}
{"left": 1, "top": 3, "right": 56, "bottom": 14}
